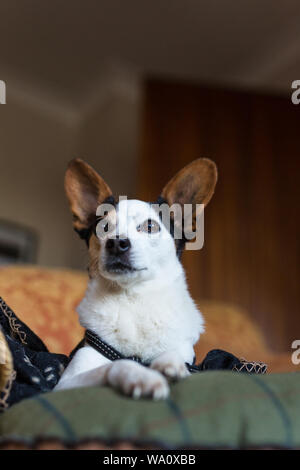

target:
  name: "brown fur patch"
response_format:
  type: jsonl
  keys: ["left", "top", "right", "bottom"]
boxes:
{"left": 64, "top": 158, "right": 112, "bottom": 232}
{"left": 161, "top": 158, "right": 217, "bottom": 234}
{"left": 88, "top": 234, "right": 101, "bottom": 279}
{"left": 162, "top": 158, "right": 217, "bottom": 207}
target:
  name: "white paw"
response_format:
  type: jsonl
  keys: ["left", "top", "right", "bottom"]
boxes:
{"left": 105, "top": 359, "right": 169, "bottom": 400}
{"left": 151, "top": 352, "right": 190, "bottom": 381}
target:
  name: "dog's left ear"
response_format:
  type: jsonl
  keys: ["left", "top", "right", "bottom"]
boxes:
{"left": 65, "top": 158, "right": 113, "bottom": 234}
{"left": 161, "top": 158, "right": 217, "bottom": 235}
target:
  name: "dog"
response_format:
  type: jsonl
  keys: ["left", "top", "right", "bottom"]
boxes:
{"left": 55, "top": 157, "right": 217, "bottom": 399}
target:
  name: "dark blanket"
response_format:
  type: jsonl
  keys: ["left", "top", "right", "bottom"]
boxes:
{"left": 0, "top": 297, "right": 68, "bottom": 409}
{"left": 0, "top": 297, "right": 267, "bottom": 410}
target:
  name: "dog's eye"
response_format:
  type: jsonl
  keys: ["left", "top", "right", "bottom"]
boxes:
{"left": 137, "top": 219, "right": 160, "bottom": 234}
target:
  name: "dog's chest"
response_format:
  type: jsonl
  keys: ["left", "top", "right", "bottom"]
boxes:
{"left": 79, "top": 290, "right": 188, "bottom": 362}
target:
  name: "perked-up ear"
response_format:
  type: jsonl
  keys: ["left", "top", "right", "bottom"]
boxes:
{"left": 161, "top": 158, "right": 217, "bottom": 236}
{"left": 64, "top": 158, "right": 112, "bottom": 232}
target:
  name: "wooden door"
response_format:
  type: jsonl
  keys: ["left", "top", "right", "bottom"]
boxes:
{"left": 138, "top": 79, "right": 300, "bottom": 352}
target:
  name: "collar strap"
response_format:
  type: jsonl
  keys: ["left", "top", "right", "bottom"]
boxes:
{"left": 85, "top": 329, "right": 148, "bottom": 365}
{"left": 84, "top": 329, "right": 267, "bottom": 375}
{"left": 85, "top": 329, "right": 198, "bottom": 373}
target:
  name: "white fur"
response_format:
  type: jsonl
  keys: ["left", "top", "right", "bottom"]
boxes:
{"left": 55, "top": 200, "right": 204, "bottom": 399}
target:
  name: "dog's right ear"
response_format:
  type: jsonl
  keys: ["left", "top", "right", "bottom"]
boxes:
{"left": 64, "top": 158, "right": 112, "bottom": 232}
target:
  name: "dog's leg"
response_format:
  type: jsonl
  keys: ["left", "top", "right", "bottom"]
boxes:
{"left": 55, "top": 347, "right": 169, "bottom": 399}
{"left": 150, "top": 349, "right": 193, "bottom": 381}
{"left": 56, "top": 361, "right": 169, "bottom": 400}
{"left": 55, "top": 364, "right": 110, "bottom": 390}
{"left": 54, "top": 345, "right": 110, "bottom": 391}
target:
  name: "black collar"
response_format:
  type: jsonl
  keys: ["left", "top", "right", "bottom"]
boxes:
{"left": 85, "top": 329, "right": 150, "bottom": 366}
{"left": 84, "top": 329, "right": 200, "bottom": 373}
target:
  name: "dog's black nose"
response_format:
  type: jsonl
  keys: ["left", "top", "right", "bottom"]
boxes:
{"left": 106, "top": 237, "right": 131, "bottom": 255}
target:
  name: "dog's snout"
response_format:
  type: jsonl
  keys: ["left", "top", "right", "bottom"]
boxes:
{"left": 106, "top": 237, "right": 131, "bottom": 255}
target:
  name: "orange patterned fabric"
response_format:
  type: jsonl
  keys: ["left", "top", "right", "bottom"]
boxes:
{"left": 195, "top": 301, "right": 270, "bottom": 360}
{"left": 195, "top": 300, "right": 296, "bottom": 373}
{"left": 0, "top": 266, "right": 86, "bottom": 354}
{"left": 0, "top": 266, "right": 295, "bottom": 372}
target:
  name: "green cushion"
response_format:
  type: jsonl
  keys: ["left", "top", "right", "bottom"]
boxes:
{"left": 1, "top": 371, "right": 300, "bottom": 449}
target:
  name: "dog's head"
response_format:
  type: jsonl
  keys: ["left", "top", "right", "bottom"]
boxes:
{"left": 65, "top": 158, "right": 217, "bottom": 287}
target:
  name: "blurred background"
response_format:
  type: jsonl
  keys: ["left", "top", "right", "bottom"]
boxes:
{"left": 0, "top": 0, "right": 299, "bottom": 352}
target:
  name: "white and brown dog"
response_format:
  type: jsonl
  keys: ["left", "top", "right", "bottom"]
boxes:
{"left": 55, "top": 158, "right": 217, "bottom": 399}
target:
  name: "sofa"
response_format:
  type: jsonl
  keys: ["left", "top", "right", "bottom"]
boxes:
{"left": 0, "top": 266, "right": 299, "bottom": 449}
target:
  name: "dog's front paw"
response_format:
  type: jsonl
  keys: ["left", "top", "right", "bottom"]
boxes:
{"left": 105, "top": 359, "right": 169, "bottom": 400}
{"left": 151, "top": 352, "right": 190, "bottom": 381}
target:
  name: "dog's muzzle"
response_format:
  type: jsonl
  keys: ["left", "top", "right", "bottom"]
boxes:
{"left": 105, "top": 236, "right": 133, "bottom": 273}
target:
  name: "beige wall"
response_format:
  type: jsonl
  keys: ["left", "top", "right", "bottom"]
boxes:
{"left": 0, "top": 97, "right": 75, "bottom": 267}
{"left": 77, "top": 95, "right": 139, "bottom": 198}
{"left": 0, "top": 80, "right": 140, "bottom": 269}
